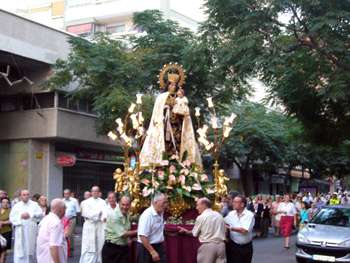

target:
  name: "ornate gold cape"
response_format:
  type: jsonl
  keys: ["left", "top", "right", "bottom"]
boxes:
{"left": 140, "top": 92, "right": 202, "bottom": 169}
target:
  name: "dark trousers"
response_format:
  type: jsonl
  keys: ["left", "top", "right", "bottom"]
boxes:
{"left": 261, "top": 218, "right": 270, "bottom": 237}
{"left": 102, "top": 241, "right": 130, "bottom": 263}
{"left": 226, "top": 239, "right": 253, "bottom": 263}
{"left": 136, "top": 242, "right": 166, "bottom": 263}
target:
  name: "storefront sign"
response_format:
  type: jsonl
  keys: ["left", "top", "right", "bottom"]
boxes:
{"left": 57, "top": 156, "right": 76, "bottom": 166}
{"left": 77, "top": 149, "right": 124, "bottom": 162}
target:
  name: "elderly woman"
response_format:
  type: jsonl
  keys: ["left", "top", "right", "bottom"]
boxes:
{"left": 271, "top": 195, "right": 281, "bottom": 236}
{"left": 0, "top": 197, "right": 12, "bottom": 263}
{"left": 277, "top": 194, "right": 297, "bottom": 248}
{"left": 38, "top": 196, "right": 50, "bottom": 215}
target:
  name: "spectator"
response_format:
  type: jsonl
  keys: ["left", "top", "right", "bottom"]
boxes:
{"left": 32, "top": 194, "right": 41, "bottom": 203}
{"left": 251, "top": 196, "right": 263, "bottom": 238}
{"left": 179, "top": 198, "right": 226, "bottom": 263}
{"left": 225, "top": 195, "right": 255, "bottom": 263}
{"left": 271, "top": 195, "right": 281, "bottom": 236}
{"left": 63, "top": 189, "right": 80, "bottom": 257}
{"left": 257, "top": 194, "right": 264, "bottom": 204}
{"left": 299, "top": 201, "right": 311, "bottom": 229}
{"left": 294, "top": 196, "right": 303, "bottom": 229}
{"left": 277, "top": 193, "right": 297, "bottom": 249}
{"left": 70, "top": 192, "right": 80, "bottom": 204}
{"left": 309, "top": 203, "right": 318, "bottom": 218}
{"left": 79, "top": 186, "right": 105, "bottom": 263}
{"left": 0, "top": 197, "right": 12, "bottom": 263}
{"left": 102, "top": 192, "right": 118, "bottom": 223}
{"left": 222, "top": 191, "right": 240, "bottom": 217}
{"left": 37, "top": 199, "right": 67, "bottom": 263}
{"left": 11, "top": 189, "right": 21, "bottom": 207}
{"left": 102, "top": 196, "right": 137, "bottom": 263}
{"left": 10, "top": 190, "right": 43, "bottom": 263}
{"left": 246, "top": 197, "right": 253, "bottom": 211}
{"left": 137, "top": 193, "right": 168, "bottom": 263}
{"left": 314, "top": 197, "right": 323, "bottom": 210}
{"left": 80, "top": 191, "right": 91, "bottom": 216}
{"left": 329, "top": 192, "right": 340, "bottom": 204}
{"left": 38, "top": 196, "right": 50, "bottom": 215}
{"left": 260, "top": 198, "right": 271, "bottom": 237}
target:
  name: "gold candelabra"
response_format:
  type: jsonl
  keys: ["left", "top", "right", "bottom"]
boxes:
{"left": 108, "top": 94, "right": 146, "bottom": 214}
{"left": 196, "top": 98, "right": 236, "bottom": 212}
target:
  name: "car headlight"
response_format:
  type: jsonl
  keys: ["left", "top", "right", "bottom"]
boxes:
{"left": 338, "top": 239, "right": 350, "bottom": 247}
{"left": 297, "top": 233, "right": 310, "bottom": 244}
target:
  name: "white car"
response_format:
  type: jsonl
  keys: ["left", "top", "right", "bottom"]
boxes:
{"left": 296, "top": 204, "right": 350, "bottom": 263}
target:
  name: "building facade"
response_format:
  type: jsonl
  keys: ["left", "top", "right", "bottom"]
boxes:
{"left": 0, "top": 9, "right": 123, "bottom": 201}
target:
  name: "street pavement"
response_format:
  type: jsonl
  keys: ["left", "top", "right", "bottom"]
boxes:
{"left": 6, "top": 226, "right": 297, "bottom": 263}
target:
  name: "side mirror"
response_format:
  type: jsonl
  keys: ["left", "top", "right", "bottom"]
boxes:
{"left": 304, "top": 219, "right": 309, "bottom": 224}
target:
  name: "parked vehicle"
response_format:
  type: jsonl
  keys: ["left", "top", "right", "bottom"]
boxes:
{"left": 296, "top": 204, "right": 350, "bottom": 263}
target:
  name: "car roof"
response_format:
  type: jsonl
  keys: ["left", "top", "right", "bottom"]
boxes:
{"left": 324, "top": 204, "right": 350, "bottom": 209}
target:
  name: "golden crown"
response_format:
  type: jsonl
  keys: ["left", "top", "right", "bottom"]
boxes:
{"left": 167, "top": 73, "right": 180, "bottom": 83}
{"left": 158, "top": 63, "right": 186, "bottom": 88}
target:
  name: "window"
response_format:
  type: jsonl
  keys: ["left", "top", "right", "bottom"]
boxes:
{"left": 58, "top": 92, "right": 97, "bottom": 115}
{"left": 106, "top": 25, "right": 125, "bottom": 34}
{"left": 312, "top": 207, "right": 350, "bottom": 227}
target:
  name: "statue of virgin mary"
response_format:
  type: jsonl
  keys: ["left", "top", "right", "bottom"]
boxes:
{"left": 139, "top": 65, "right": 202, "bottom": 169}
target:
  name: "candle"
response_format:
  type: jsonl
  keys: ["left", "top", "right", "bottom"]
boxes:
{"left": 228, "top": 113, "right": 237, "bottom": 124}
{"left": 108, "top": 131, "right": 117, "bottom": 140}
{"left": 136, "top": 94, "right": 143, "bottom": 104}
{"left": 195, "top": 107, "right": 201, "bottom": 117}
{"left": 138, "top": 112, "right": 144, "bottom": 123}
{"left": 224, "top": 127, "right": 233, "bottom": 137}
{"left": 206, "top": 97, "right": 214, "bottom": 108}
{"left": 128, "top": 103, "right": 136, "bottom": 113}
{"left": 116, "top": 118, "right": 123, "bottom": 128}
{"left": 211, "top": 117, "right": 218, "bottom": 129}
{"left": 224, "top": 117, "right": 230, "bottom": 126}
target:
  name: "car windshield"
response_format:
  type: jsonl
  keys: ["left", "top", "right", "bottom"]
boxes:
{"left": 311, "top": 207, "right": 350, "bottom": 227}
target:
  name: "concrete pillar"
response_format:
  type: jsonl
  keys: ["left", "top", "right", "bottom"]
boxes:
{"left": 47, "top": 143, "right": 63, "bottom": 202}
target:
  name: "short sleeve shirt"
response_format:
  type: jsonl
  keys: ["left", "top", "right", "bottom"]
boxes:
{"left": 225, "top": 209, "right": 255, "bottom": 245}
{"left": 278, "top": 202, "right": 297, "bottom": 216}
{"left": 64, "top": 197, "right": 80, "bottom": 218}
{"left": 105, "top": 207, "right": 130, "bottom": 246}
{"left": 137, "top": 206, "right": 164, "bottom": 244}
{"left": 37, "top": 212, "right": 67, "bottom": 263}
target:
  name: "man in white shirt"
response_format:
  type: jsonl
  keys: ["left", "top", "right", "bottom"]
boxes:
{"left": 102, "top": 192, "right": 118, "bottom": 223}
{"left": 63, "top": 189, "right": 80, "bottom": 256}
{"left": 37, "top": 199, "right": 67, "bottom": 263}
{"left": 179, "top": 198, "right": 226, "bottom": 263}
{"left": 225, "top": 195, "right": 255, "bottom": 263}
{"left": 11, "top": 189, "right": 21, "bottom": 207}
{"left": 9, "top": 190, "right": 44, "bottom": 263}
{"left": 79, "top": 186, "right": 106, "bottom": 263}
{"left": 136, "top": 193, "right": 168, "bottom": 263}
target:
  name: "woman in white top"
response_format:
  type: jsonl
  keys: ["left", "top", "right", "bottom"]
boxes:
{"left": 277, "top": 194, "right": 297, "bottom": 249}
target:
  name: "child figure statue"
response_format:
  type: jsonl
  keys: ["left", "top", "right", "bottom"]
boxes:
{"left": 173, "top": 88, "right": 190, "bottom": 116}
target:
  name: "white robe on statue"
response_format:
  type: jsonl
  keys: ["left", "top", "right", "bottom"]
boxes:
{"left": 79, "top": 197, "right": 105, "bottom": 263}
{"left": 139, "top": 92, "right": 202, "bottom": 169}
{"left": 9, "top": 200, "right": 44, "bottom": 263}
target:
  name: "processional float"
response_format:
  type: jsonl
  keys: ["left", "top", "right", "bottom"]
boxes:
{"left": 108, "top": 63, "right": 236, "bottom": 217}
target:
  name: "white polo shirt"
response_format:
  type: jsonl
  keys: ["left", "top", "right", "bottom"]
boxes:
{"left": 278, "top": 202, "right": 297, "bottom": 217}
{"left": 225, "top": 209, "right": 255, "bottom": 245}
{"left": 137, "top": 206, "right": 164, "bottom": 244}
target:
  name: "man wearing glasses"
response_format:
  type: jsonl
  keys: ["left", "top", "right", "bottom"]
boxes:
{"left": 136, "top": 193, "right": 168, "bottom": 263}
{"left": 225, "top": 195, "right": 255, "bottom": 263}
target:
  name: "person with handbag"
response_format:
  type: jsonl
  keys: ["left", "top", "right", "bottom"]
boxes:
{"left": 0, "top": 197, "right": 12, "bottom": 263}
{"left": 270, "top": 195, "right": 281, "bottom": 236}
{"left": 298, "top": 202, "right": 311, "bottom": 230}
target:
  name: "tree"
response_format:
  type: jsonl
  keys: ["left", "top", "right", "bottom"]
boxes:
{"left": 219, "top": 101, "right": 293, "bottom": 195}
{"left": 43, "top": 10, "right": 250, "bottom": 137}
{"left": 200, "top": 0, "right": 350, "bottom": 145}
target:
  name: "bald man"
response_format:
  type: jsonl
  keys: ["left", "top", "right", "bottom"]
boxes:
{"left": 37, "top": 199, "right": 68, "bottom": 263}
{"left": 79, "top": 186, "right": 106, "bottom": 263}
{"left": 179, "top": 198, "right": 226, "bottom": 263}
{"left": 10, "top": 190, "right": 44, "bottom": 263}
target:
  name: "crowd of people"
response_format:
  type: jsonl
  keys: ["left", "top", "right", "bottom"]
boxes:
{"left": 0, "top": 187, "right": 347, "bottom": 263}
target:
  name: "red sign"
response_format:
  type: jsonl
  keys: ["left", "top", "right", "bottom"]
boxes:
{"left": 57, "top": 156, "right": 76, "bottom": 166}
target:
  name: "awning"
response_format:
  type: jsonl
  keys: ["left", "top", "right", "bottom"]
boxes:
{"left": 291, "top": 169, "right": 310, "bottom": 179}
{"left": 67, "top": 23, "right": 92, "bottom": 35}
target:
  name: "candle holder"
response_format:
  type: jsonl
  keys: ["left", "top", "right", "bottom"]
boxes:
{"left": 195, "top": 98, "right": 236, "bottom": 212}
